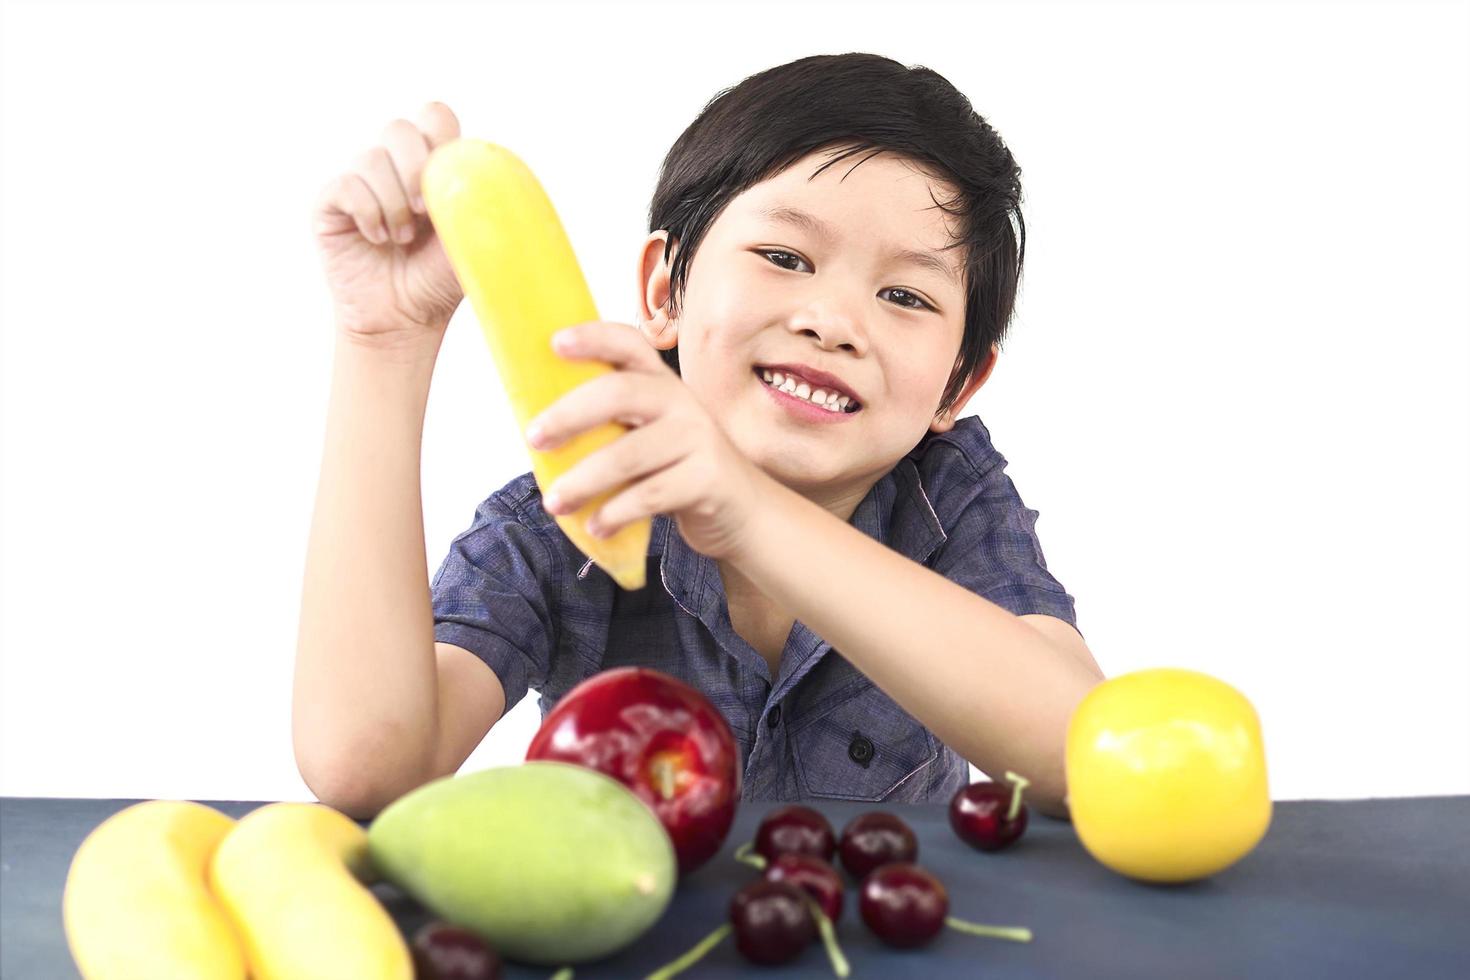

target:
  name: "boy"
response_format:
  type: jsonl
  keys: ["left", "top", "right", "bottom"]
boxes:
{"left": 297, "top": 53, "right": 1104, "bottom": 822}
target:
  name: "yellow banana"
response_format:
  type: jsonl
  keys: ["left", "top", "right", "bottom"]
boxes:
{"left": 422, "top": 138, "right": 652, "bottom": 590}
{"left": 208, "top": 802, "right": 411, "bottom": 980}
{"left": 62, "top": 799, "right": 247, "bottom": 980}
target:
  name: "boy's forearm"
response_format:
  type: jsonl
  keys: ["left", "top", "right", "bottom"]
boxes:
{"left": 292, "top": 332, "right": 445, "bottom": 812}
{"left": 729, "top": 476, "right": 1103, "bottom": 816}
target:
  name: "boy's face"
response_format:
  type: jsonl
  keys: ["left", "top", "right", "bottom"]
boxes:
{"left": 637, "top": 147, "right": 995, "bottom": 510}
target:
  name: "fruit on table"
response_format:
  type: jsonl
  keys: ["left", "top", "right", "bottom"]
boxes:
{"left": 730, "top": 879, "right": 818, "bottom": 965}
{"left": 646, "top": 872, "right": 855, "bottom": 980}
{"left": 421, "top": 137, "right": 650, "bottom": 590}
{"left": 1066, "top": 667, "right": 1272, "bottom": 883}
{"left": 525, "top": 666, "right": 740, "bottom": 874}
{"left": 837, "top": 811, "right": 918, "bottom": 879}
{"left": 367, "top": 762, "right": 676, "bottom": 965}
{"left": 949, "top": 770, "right": 1031, "bottom": 852}
{"left": 859, "top": 863, "right": 1034, "bottom": 950}
{"left": 62, "top": 800, "right": 246, "bottom": 980}
{"left": 764, "top": 853, "right": 845, "bottom": 923}
{"left": 650, "top": 817, "right": 855, "bottom": 980}
{"left": 859, "top": 862, "right": 947, "bottom": 948}
{"left": 752, "top": 804, "right": 837, "bottom": 864}
{"left": 410, "top": 921, "right": 502, "bottom": 980}
{"left": 209, "top": 802, "right": 411, "bottom": 979}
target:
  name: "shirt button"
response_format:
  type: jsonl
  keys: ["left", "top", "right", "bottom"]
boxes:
{"left": 767, "top": 705, "right": 782, "bottom": 729}
{"left": 849, "top": 733, "right": 874, "bottom": 767}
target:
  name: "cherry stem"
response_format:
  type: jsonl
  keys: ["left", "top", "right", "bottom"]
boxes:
{"left": 801, "top": 895, "right": 851, "bottom": 978}
{"left": 733, "top": 840, "right": 767, "bottom": 870}
{"left": 644, "top": 922, "right": 733, "bottom": 980}
{"left": 1004, "top": 769, "right": 1031, "bottom": 823}
{"left": 945, "top": 916, "right": 1034, "bottom": 943}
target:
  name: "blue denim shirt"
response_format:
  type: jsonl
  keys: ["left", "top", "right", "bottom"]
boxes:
{"left": 431, "top": 415, "right": 1080, "bottom": 803}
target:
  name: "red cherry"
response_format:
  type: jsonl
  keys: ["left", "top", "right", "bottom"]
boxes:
{"left": 838, "top": 811, "right": 918, "bottom": 879}
{"left": 753, "top": 805, "right": 836, "bottom": 863}
{"left": 857, "top": 864, "right": 1036, "bottom": 953}
{"left": 410, "top": 921, "right": 502, "bottom": 980}
{"left": 647, "top": 865, "right": 854, "bottom": 980}
{"left": 764, "top": 853, "right": 845, "bottom": 923}
{"left": 729, "top": 880, "right": 816, "bottom": 965}
{"left": 859, "top": 863, "right": 948, "bottom": 948}
{"left": 949, "top": 771, "right": 1030, "bottom": 852}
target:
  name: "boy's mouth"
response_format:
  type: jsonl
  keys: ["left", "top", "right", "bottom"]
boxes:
{"left": 753, "top": 366, "right": 863, "bottom": 414}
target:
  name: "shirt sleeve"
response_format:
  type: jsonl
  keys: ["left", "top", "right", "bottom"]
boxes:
{"left": 929, "top": 457, "right": 1081, "bottom": 637}
{"left": 430, "top": 488, "right": 558, "bottom": 714}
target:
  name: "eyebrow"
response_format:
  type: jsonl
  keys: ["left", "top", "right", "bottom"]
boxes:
{"left": 756, "top": 204, "right": 961, "bottom": 290}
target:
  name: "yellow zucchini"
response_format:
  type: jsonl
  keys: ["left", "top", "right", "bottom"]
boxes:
{"left": 422, "top": 139, "right": 650, "bottom": 590}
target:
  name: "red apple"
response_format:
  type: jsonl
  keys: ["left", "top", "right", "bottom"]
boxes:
{"left": 525, "top": 667, "right": 741, "bottom": 874}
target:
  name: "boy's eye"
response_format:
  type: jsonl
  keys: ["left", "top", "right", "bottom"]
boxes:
{"left": 756, "top": 249, "right": 935, "bottom": 312}
{"left": 761, "top": 249, "right": 809, "bottom": 273}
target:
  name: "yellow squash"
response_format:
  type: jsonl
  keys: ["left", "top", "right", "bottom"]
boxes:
{"left": 1066, "top": 667, "right": 1272, "bottom": 883}
{"left": 208, "top": 802, "right": 411, "bottom": 980}
{"left": 422, "top": 138, "right": 650, "bottom": 590}
{"left": 62, "top": 800, "right": 247, "bottom": 980}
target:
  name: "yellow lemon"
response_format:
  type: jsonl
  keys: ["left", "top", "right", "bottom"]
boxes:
{"left": 1065, "top": 668, "right": 1271, "bottom": 883}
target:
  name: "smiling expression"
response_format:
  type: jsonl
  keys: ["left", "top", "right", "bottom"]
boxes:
{"left": 637, "top": 147, "right": 991, "bottom": 507}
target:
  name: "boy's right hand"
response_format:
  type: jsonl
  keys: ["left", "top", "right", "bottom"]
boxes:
{"left": 313, "top": 101, "right": 465, "bottom": 349}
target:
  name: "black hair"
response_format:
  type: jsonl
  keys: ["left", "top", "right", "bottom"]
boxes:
{"left": 647, "top": 52, "right": 1026, "bottom": 418}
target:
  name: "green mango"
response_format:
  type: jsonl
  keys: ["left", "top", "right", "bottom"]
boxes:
{"left": 366, "top": 761, "right": 675, "bottom": 965}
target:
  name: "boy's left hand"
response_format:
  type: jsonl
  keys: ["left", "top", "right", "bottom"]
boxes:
{"left": 525, "top": 320, "right": 771, "bottom": 563}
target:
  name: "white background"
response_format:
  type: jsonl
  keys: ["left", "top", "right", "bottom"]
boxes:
{"left": 2, "top": 0, "right": 1466, "bottom": 804}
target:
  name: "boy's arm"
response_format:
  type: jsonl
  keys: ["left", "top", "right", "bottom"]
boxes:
{"left": 729, "top": 479, "right": 1104, "bottom": 820}
{"left": 1019, "top": 613, "right": 1104, "bottom": 678}
{"left": 294, "top": 335, "right": 500, "bottom": 819}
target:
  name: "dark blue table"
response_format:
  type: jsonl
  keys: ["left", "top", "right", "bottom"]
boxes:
{"left": 4, "top": 795, "right": 1468, "bottom": 978}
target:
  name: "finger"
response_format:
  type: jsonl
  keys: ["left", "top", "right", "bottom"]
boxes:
{"left": 312, "top": 172, "right": 389, "bottom": 245}
{"left": 381, "top": 118, "right": 432, "bottom": 222}
{"left": 526, "top": 370, "right": 669, "bottom": 451}
{"left": 553, "top": 321, "right": 663, "bottom": 373}
{"left": 542, "top": 417, "right": 687, "bottom": 518}
{"left": 354, "top": 145, "right": 414, "bottom": 247}
{"left": 417, "top": 100, "right": 461, "bottom": 150}
{"left": 407, "top": 101, "right": 461, "bottom": 217}
{"left": 587, "top": 452, "right": 700, "bottom": 538}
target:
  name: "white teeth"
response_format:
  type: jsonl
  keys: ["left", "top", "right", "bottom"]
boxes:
{"left": 759, "top": 368, "right": 858, "bottom": 413}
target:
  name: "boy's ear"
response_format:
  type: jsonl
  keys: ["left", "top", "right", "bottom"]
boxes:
{"left": 637, "top": 231, "right": 678, "bottom": 350}
{"left": 931, "top": 344, "right": 999, "bottom": 433}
